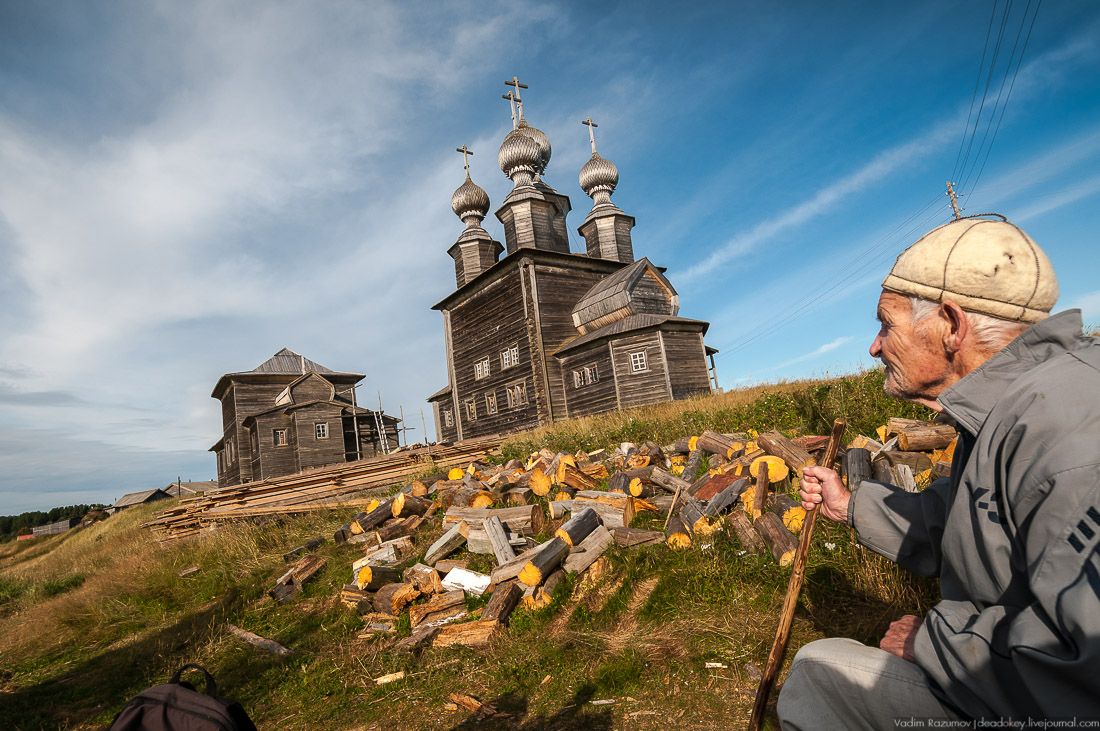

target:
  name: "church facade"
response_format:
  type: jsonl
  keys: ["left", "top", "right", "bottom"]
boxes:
{"left": 210, "top": 348, "right": 399, "bottom": 487}
{"left": 429, "top": 86, "right": 717, "bottom": 442}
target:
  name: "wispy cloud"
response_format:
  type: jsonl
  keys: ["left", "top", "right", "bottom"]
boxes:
{"left": 775, "top": 336, "right": 855, "bottom": 370}
{"left": 675, "top": 121, "right": 956, "bottom": 284}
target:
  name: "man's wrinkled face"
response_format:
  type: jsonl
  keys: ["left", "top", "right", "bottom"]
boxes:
{"left": 870, "top": 291, "right": 952, "bottom": 404}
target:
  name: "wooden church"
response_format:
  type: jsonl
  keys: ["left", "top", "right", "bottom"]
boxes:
{"left": 210, "top": 348, "right": 399, "bottom": 487}
{"left": 429, "top": 81, "right": 718, "bottom": 442}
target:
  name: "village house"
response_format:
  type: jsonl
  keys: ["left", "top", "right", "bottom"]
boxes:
{"left": 429, "top": 83, "right": 718, "bottom": 441}
{"left": 210, "top": 348, "right": 399, "bottom": 488}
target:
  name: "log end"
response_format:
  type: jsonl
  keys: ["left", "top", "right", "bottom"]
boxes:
{"left": 667, "top": 532, "right": 691, "bottom": 550}
{"left": 553, "top": 528, "right": 574, "bottom": 547}
{"left": 517, "top": 562, "right": 543, "bottom": 587}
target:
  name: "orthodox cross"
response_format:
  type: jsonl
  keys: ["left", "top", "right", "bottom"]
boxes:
{"left": 505, "top": 76, "right": 528, "bottom": 121}
{"left": 456, "top": 145, "right": 473, "bottom": 175}
{"left": 946, "top": 181, "right": 962, "bottom": 219}
{"left": 582, "top": 116, "right": 599, "bottom": 154}
{"left": 501, "top": 91, "right": 518, "bottom": 129}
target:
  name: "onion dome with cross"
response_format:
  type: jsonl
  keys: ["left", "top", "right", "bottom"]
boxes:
{"left": 578, "top": 117, "right": 618, "bottom": 206}
{"left": 498, "top": 77, "right": 551, "bottom": 185}
{"left": 451, "top": 145, "right": 490, "bottom": 226}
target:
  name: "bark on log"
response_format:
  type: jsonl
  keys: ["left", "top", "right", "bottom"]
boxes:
{"left": 754, "top": 513, "right": 798, "bottom": 566}
{"left": 767, "top": 493, "right": 806, "bottom": 534}
{"left": 433, "top": 620, "right": 497, "bottom": 648}
{"left": 751, "top": 461, "right": 771, "bottom": 521}
{"left": 227, "top": 624, "right": 293, "bottom": 655}
{"left": 393, "top": 625, "right": 440, "bottom": 653}
{"left": 443, "top": 505, "right": 543, "bottom": 535}
{"left": 392, "top": 493, "right": 434, "bottom": 519}
{"left": 482, "top": 580, "right": 522, "bottom": 625}
{"left": 758, "top": 431, "right": 816, "bottom": 478}
{"left": 518, "top": 537, "right": 570, "bottom": 587}
{"left": 681, "top": 448, "right": 705, "bottom": 483}
{"left": 893, "top": 464, "right": 919, "bottom": 493}
{"left": 897, "top": 425, "right": 956, "bottom": 452}
{"left": 423, "top": 520, "right": 469, "bottom": 566}
{"left": 505, "top": 488, "right": 532, "bottom": 506}
{"left": 524, "top": 569, "right": 567, "bottom": 609}
{"left": 548, "top": 499, "right": 573, "bottom": 520}
{"left": 613, "top": 527, "right": 665, "bottom": 547}
{"left": 886, "top": 417, "right": 936, "bottom": 437}
{"left": 562, "top": 525, "right": 613, "bottom": 574}
{"left": 554, "top": 507, "right": 600, "bottom": 547}
{"left": 561, "top": 465, "right": 601, "bottom": 492}
{"left": 704, "top": 477, "right": 749, "bottom": 517}
{"left": 679, "top": 497, "right": 714, "bottom": 536}
{"left": 490, "top": 539, "right": 563, "bottom": 586}
{"left": 846, "top": 447, "right": 873, "bottom": 490}
{"left": 451, "top": 487, "right": 494, "bottom": 509}
{"left": 283, "top": 536, "right": 325, "bottom": 563}
{"left": 729, "top": 513, "right": 765, "bottom": 555}
{"left": 649, "top": 467, "right": 691, "bottom": 494}
{"left": 354, "top": 564, "right": 401, "bottom": 591}
{"left": 666, "top": 516, "right": 691, "bottom": 549}
{"left": 872, "top": 458, "right": 897, "bottom": 485}
{"left": 696, "top": 430, "right": 736, "bottom": 456}
{"left": 373, "top": 583, "right": 419, "bottom": 614}
{"left": 879, "top": 451, "right": 933, "bottom": 472}
{"left": 374, "top": 515, "right": 421, "bottom": 543}
{"left": 433, "top": 558, "right": 467, "bottom": 574}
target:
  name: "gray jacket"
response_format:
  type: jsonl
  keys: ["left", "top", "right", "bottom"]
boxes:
{"left": 848, "top": 310, "right": 1100, "bottom": 719}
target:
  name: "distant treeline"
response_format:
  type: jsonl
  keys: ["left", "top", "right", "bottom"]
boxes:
{"left": 0, "top": 505, "right": 104, "bottom": 541}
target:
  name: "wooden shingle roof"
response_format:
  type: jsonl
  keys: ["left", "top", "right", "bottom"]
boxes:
{"left": 554, "top": 313, "right": 708, "bottom": 356}
{"left": 570, "top": 258, "right": 679, "bottom": 331}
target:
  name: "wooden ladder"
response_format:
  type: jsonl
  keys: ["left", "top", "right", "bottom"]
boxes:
{"left": 374, "top": 410, "right": 390, "bottom": 455}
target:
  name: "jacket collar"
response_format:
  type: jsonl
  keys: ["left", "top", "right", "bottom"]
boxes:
{"left": 937, "top": 309, "right": 1085, "bottom": 436}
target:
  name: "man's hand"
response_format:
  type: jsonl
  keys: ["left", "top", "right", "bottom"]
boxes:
{"left": 880, "top": 615, "right": 922, "bottom": 662}
{"left": 798, "top": 465, "right": 851, "bottom": 523}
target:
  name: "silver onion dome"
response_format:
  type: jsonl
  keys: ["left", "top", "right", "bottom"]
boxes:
{"left": 498, "top": 128, "right": 541, "bottom": 185}
{"left": 579, "top": 151, "right": 618, "bottom": 205}
{"left": 517, "top": 120, "right": 551, "bottom": 174}
{"left": 451, "top": 173, "right": 490, "bottom": 224}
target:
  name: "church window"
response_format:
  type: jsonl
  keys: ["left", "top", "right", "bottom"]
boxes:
{"left": 485, "top": 391, "right": 497, "bottom": 415}
{"left": 501, "top": 344, "right": 519, "bottom": 369}
{"left": 474, "top": 357, "right": 491, "bottom": 380}
{"left": 443, "top": 410, "right": 453, "bottom": 427}
{"left": 573, "top": 370, "right": 583, "bottom": 388}
{"left": 585, "top": 365, "right": 599, "bottom": 384}
{"left": 250, "top": 427, "right": 258, "bottom": 453}
{"left": 630, "top": 350, "right": 648, "bottom": 372}
{"left": 465, "top": 399, "right": 477, "bottom": 421}
{"left": 506, "top": 381, "right": 527, "bottom": 407}
{"left": 226, "top": 439, "right": 235, "bottom": 464}
{"left": 273, "top": 428, "right": 288, "bottom": 446}
{"left": 315, "top": 422, "right": 329, "bottom": 439}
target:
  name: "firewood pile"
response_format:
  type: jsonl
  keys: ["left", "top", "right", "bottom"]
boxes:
{"left": 141, "top": 438, "right": 501, "bottom": 543}
{"left": 324, "top": 416, "right": 957, "bottom": 648}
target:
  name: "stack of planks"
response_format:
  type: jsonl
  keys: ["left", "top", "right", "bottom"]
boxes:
{"left": 141, "top": 438, "right": 501, "bottom": 543}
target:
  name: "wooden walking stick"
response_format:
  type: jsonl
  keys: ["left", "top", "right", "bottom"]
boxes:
{"left": 747, "top": 418, "right": 846, "bottom": 731}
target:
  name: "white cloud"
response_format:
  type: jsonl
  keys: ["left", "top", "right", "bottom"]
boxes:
{"left": 775, "top": 336, "right": 855, "bottom": 370}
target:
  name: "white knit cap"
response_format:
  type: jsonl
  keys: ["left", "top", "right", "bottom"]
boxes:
{"left": 882, "top": 217, "right": 1058, "bottom": 323}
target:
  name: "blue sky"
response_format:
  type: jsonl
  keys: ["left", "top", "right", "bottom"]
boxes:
{"left": 1, "top": 1, "right": 1097, "bottom": 513}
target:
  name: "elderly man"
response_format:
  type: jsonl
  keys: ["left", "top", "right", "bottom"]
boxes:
{"left": 777, "top": 215, "right": 1100, "bottom": 729}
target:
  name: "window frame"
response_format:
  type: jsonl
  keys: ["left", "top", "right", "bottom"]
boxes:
{"left": 500, "top": 344, "right": 519, "bottom": 369}
{"left": 273, "top": 428, "right": 288, "bottom": 447}
{"left": 485, "top": 391, "right": 497, "bottom": 415}
{"left": 506, "top": 380, "right": 527, "bottom": 408}
{"left": 474, "top": 356, "right": 491, "bottom": 380}
{"left": 315, "top": 422, "right": 329, "bottom": 440}
{"left": 630, "top": 350, "right": 648, "bottom": 372}
{"left": 464, "top": 398, "right": 477, "bottom": 421}
{"left": 443, "top": 409, "right": 453, "bottom": 427}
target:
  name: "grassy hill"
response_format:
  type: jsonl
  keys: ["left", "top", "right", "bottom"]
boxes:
{"left": 0, "top": 369, "right": 940, "bottom": 730}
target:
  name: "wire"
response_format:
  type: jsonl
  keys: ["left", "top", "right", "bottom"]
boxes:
{"left": 965, "top": 0, "right": 1042, "bottom": 198}
{"left": 952, "top": 0, "right": 1001, "bottom": 182}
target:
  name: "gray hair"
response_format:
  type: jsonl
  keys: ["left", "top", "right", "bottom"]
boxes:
{"left": 908, "top": 296, "right": 1030, "bottom": 354}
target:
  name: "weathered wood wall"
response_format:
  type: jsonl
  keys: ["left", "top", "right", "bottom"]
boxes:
{"left": 610, "top": 332, "right": 671, "bottom": 408}
{"left": 664, "top": 331, "right": 713, "bottom": 400}
{"left": 559, "top": 343, "right": 618, "bottom": 418}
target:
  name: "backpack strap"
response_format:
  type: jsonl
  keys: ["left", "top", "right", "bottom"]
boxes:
{"left": 168, "top": 664, "right": 218, "bottom": 697}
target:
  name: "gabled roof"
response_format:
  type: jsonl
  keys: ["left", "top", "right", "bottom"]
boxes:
{"left": 571, "top": 258, "right": 678, "bottom": 330}
{"left": 427, "top": 384, "right": 453, "bottom": 401}
{"left": 212, "top": 348, "right": 364, "bottom": 398}
{"left": 554, "top": 313, "right": 709, "bottom": 356}
{"left": 114, "top": 488, "right": 172, "bottom": 508}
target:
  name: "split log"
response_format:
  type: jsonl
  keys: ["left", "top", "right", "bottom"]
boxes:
{"left": 423, "top": 520, "right": 469, "bottom": 566}
{"left": 443, "top": 505, "right": 543, "bottom": 535}
{"left": 482, "top": 580, "right": 522, "bottom": 625}
{"left": 451, "top": 487, "right": 495, "bottom": 509}
{"left": 695, "top": 430, "right": 736, "bottom": 456}
{"left": 548, "top": 499, "right": 573, "bottom": 520}
{"left": 562, "top": 525, "right": 613, "bottom": 574}
{"left": 609, "top": 466, "right": 652, "bottom": 494}
{"left": 374, "top": 514, "right": 421, "bottom": 543}
{"left": 649, "top": 467, "right": 691, "bottom": 494}
{"left": 490, "top": 539, "right": 562, "bottom": 586}
{"left": 555, "top": 507, "right": 600, "bottom": 547}
{"left": 360, "top": 499, "right": 397, "bottom": 530}
{"left": 405, "top": 480, "right": 430, "bottom": 497}
{"left": 518, "top": 537, "right": 570, "bottom": 587}
{"left": 484, "top": 515, "right": 517, "bottom": 565}
{"left": 373, "top": 582, "right": 419, "bottom": 614}
{"left": 767, "top": 493, "right": 806, "bottom": 534}
{"left": 392, "top": 493, "right": 434, "bottom": 519}
{"left": 649, "top": 495, "right": 675, "bottom": 514}
{"left": 872, "top": 458, "right": 897, "bottom": 485}
{"left": 393, "top": 625, "right": 440, "bottom": 653}
{"left": 434, "top": 620, "right": 497, "bottom": 647}
{"left": 465, "top": 527, "right": 527, "bottom": 555}
{"left": 886, "top": 417, "right": 936, "bottom": 437}
{"left": 505, "top": 487, "right": 532, "bottom": 506}
{"left": 552, "top": 487, "right": 577, "bottom": 502}
{"left": 403, "top": 563, "right": 443, "bottom": 595}
{"left": 354, "top": 564, "right": 401, "bottom": 591}
{"left": 441, "top": 567, "right": 491, "bottom": 596}
{"left": 613, "top": 527, "right": 665, "bottom": 547}
{"left": 227, "top": 624, "right": 292, "bottom": 656}
{"left": 754, "top": 513, "right": 798, "bottom": 566}
{"left": 758, "top": 431, "right": 816, "bottom": 478}
{"left": 846, "top": 447, "right": 873, "bottom": 490}
{"left": 729, "top": 513, "right": 765, "bottom": 555}
{"left": 679, "top": 497, "right": 713, "bottom": 536}
{"left": 339, "top": 584, "right": 371, "bottom": 610}
{"left": 334, "top": 511, "right": 367, "bottom": 544}
{"left": 848, "top": 434, "right": 884, "bottom": 451}
{"left": 433, "top": 558, "right": 467, "bottom": 574}
{"left": 931, "top": 460, "right": 952, "bottom": 479}
{"left": 666, "top": 516, "right": 691, "bottom": 549}
{"left": 893, "top": 464, "right": 918, "bottom": 493}
{"left": 409, "top": 589, "right": 466, "bottom": 627}
{"left": 672, "top": 436, "right": 694, "bottom": 453}
{"left": 561, "top": 465, "right": 601, "bottom": 492}
{"left": 750, "top": 455, "right": 790, "bottom": 483}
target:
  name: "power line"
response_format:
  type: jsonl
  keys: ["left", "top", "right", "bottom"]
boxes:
{"left": 952, "top": 0, "right": 1002, "bottom": 182}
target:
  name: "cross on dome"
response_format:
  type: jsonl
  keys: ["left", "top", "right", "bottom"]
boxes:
{"left": 456, "top": 144, "right": 474, "bottom": 175}
{"left": 582, "top": 117, "right": 599, "bottom": 154}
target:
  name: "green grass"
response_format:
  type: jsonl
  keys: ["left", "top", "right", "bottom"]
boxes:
{"left": 0, "top": 371, "right": 943, "bottom": 729}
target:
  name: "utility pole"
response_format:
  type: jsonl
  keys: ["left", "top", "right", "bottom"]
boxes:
{"left": 420, "top": 408, "right": 428, "bottom": 445}
{"left": 946, "top": 181, "right": 962, "bottom": 220}
{"left": 397, "top": 405, "right": 414, "bottom": 447}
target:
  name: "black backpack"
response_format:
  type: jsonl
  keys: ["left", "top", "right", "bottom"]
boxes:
{"left": 109, "top": 664, "right": 257, "bottom": 731}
